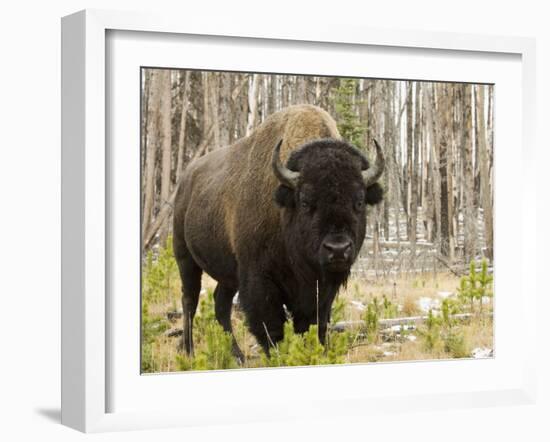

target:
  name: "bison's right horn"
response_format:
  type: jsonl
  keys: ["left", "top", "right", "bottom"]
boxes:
{"left": 361, "top": 139, "right": 385, "bottom": 187}
{"left": 272, "top": 139, "right": 300, "bottom": 189}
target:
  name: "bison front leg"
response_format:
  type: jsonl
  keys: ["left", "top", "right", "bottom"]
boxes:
{"left": 213, "top": 283, "right": 245, "bottom": 363}
{"left": 239, "top": 273, "right": 287, "bottom": 356}
{"left": 292, "top": 310, "right": 316, "bottom": 334}
{"left": 293, "top": 308, "right": 329, "bottom": 344}
{"left": 317, "top": 286, "right": 340, "bottom": 345}
{"left": 293, "top": 284, "right": 339, "bottom": 345}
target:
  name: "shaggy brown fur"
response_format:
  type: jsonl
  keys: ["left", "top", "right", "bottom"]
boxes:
{"left": 173, "top": 105, "right": 383, "bottom": 358}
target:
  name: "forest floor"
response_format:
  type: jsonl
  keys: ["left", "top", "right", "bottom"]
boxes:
{"left": 141, "top": 242, "right": 494, "bottom": 373}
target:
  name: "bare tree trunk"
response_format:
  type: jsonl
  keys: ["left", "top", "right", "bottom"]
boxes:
{"left": 281, "top": 76, "right": 289, "bottom": 108}
{"left": 232, "top": 74, "right": 249, "bottom": 140}
{"left": 487, "top": 86, "right": 494, "bottom": 191}
{"left": 420, "top": 84, "right": 430, "bottom": 239}
{"left": 476, "top": 85, "right": 493, "bottom": 261}
{"left": 427, "top": 84, "right": 441, "bottom": 244}
{"left": 268, "top": 75, "right": 278, "bottom": 114}
{"left": 246, "top": 74, "right": 259, "bottom": 135}
{"left": 141, "top": 69, "right": 150, "bottom": 173}
{"left": 410, "top": 83, "right": 420, "bottom": 253}
{"left": 296, "top": 76, "right": 307, "bottom": 103}
{"left": 315, "top": 77, "right": 322, "bottom": 106}
{"left": 158, "top": 70, "right": 172, "bottom": 245}
{"left": 176, "top": 71, "right": 191, "bottom": 182}
{"left": 202, "top": 72, "right": 211, "bottom": 140}
{"left": 366, "top": 81, "right": 380, "bottom": 266}
{"left": 382, "top": 81, "right": 390, "bottom": 241}
{"left": 405, "top": 82, "right": 414, "bottom": 242}
{"left": 142, "top": 70, "right": 162, "bottom": 240}
{"left": 447, "top": 86, "right": 457, "bottom": 262}
{"left": 457, "top": 95, "right": 464, "bottom": 257}
{"left": 437, "top": 83, "right": 451, "bottom": 258}
{"left": 209, "top": 73, "right": 220, "bottom": 150}
{"left": 384, "top": 81, "right": 401, "bottom": 247}
{"left": 461, "top": 84, "right": 475, "bottom": 263}
{"left": 394, "top": 82, "right": 405, "bottom": 245}
{"left": 382, "top": 81, "right": 392, "bottom": 241}
{"left": 218, "top": 72, "right": 232, "bottom": 147}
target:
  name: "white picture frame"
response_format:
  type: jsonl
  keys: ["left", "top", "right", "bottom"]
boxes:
{"left": 61, "top": 9, "right": 537, "bottom": 433}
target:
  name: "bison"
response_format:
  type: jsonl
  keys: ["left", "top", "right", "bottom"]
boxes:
{"left": 173, "top": 104, "right": 384, "bottom": 360}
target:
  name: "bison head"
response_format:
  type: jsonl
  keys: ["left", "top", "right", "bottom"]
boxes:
{"left": 273, "top": 138, "right": 384, "bottom": 276}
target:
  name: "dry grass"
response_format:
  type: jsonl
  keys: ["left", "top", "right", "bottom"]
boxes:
{"left": 142, "top": 267, "right": 494, "bottom": 373}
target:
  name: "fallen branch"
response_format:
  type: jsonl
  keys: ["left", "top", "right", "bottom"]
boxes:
{"left": 165, "top": 328, "right": 183, "bottom": 337}
{"left": 164, "top": 312, "right": 484, "bottom": 338}
{"left": 331, "top": 313, "right": 478, "bottom": 332}
{"left": 365, "top": 240, "right": 436, "bottom": 250}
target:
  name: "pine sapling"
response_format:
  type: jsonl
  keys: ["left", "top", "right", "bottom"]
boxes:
{"left": 334, "top": 78, "right": 364, "bottom": 150}
{"left": 364, "top": 300, "right": 379, "bottom": 344}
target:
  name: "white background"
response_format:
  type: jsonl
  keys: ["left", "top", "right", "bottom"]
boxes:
{"left": 109, "top": 30, "right": 524, "bottom": 415}
{"left": 0, "top": 0, "right": 548, "bottom": 441}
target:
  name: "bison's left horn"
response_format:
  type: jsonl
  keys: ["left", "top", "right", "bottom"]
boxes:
{"left": 362, "top": 139, "right": 385, "bottom": 187}
{"left": 272, "top": 139, "right": 300, "bottom": 189}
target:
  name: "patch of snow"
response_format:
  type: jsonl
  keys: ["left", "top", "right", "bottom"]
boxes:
{"left": 351, "top": 300, "right": 366, "bottom": 311}
{"left": 472, "top": 347, "right": 493, "bottom": 358}
{"left": 417, "top": 296, "right": 441, "bottom": 312}
{"left": 383, "top": 351, "right": 396, "bottom": 357}
{"left": 199, "top": 289, "right": 206, "bottom": 295}
{"left": 407, "top": 335, "right": 417, "bottom": 342}
{"left": 437, "top": 291, "right": 453, "bottom": 299}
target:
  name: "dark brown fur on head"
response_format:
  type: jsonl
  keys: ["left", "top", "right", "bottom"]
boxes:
{"left": 274, "top": 138, "right": 383, "bottom": 283}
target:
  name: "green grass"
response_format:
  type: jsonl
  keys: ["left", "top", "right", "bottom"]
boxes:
{"left": 261, "top": 322, "right": 350, "bottom": 368}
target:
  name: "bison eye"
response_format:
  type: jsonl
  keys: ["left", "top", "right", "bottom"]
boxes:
{"left": 354, "top": 200, "right": 364, "bottom": 211}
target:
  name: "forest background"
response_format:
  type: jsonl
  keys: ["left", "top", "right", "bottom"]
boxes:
{"left": 140, "top": 69, "right": 495, "bottom": 372}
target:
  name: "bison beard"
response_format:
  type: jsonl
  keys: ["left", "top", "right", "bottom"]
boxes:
{"left": 173, "top": 105, "right": 384, "bottom": 361}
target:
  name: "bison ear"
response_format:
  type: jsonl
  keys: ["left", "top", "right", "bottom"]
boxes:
{"left": 274, "top": 185, "right": 296, "bottom": 208}
{"left": 365, "top": 182, "right": 384, "bottom": 206}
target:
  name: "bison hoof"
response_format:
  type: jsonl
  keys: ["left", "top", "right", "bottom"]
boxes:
{"left": 232, "top": 344, "right": 245, "bottom": 365}
{"left": 177, "top": 340, "right": 194, "bottom": 357}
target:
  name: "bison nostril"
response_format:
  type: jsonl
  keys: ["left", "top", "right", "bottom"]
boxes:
{"left": 323, "top": 240, "right": 352, "bottom": 260}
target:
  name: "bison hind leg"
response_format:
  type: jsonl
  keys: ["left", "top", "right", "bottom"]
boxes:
{"left": 175, "top": 252, "right": 202, "bottom": 356}
{"left": 213, "top": 284, "right": 245, "bottom": 363}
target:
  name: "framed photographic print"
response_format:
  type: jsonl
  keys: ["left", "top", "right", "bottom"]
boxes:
{"left": 61, "top": 9, "right": 537, "bottom": 432}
